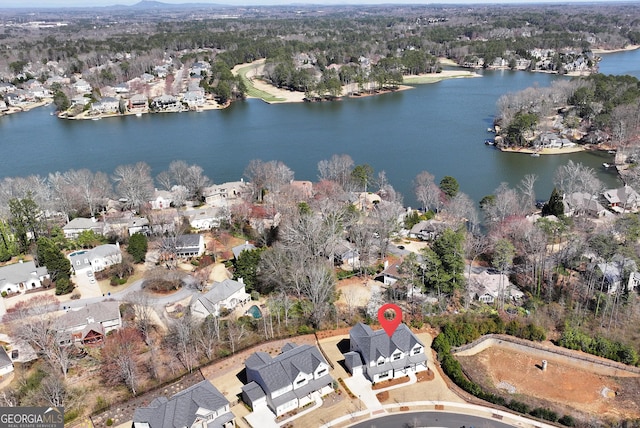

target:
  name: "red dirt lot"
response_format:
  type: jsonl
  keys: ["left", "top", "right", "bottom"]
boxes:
{"left": 458, "top": 346, "right": 640, "bottom": 421}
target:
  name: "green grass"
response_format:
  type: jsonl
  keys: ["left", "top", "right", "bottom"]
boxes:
{"left": 403, "top": 73, "right": 476, "bottom": 84}
{"left": 235, "top": 64, "right": 286, "bottom": 103}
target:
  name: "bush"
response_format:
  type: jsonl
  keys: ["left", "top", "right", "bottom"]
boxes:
{"left": 110, "top": 276, "right": 127, "bottom": 286}
{"left": 94, "top": 396, "right": 109, "bottom": 413}
{"left": 507, "top": 400, "right": 530, "bottom": 414}
{"left": 106, "top": 418, "right": 114, "bottom": 426}
{"left": 530, "top": 407, "right": 558, "bottom": 422}
{"left": 558, "top": 415, "right": 576, "bottom": 426}
{"left": 64, "top": 409, "right": 79, "bottom": 423}
{"left": 70, "top": 291, "right": 81, "bottom": 300}
{"left": 298, "top": 325, "right": 314, "bottom": 335}
{"left": 1, "top": 291, "right": 6, "bottom": 298}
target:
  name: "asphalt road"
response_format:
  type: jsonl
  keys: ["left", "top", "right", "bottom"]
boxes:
{"left": 349, "top": 411, "right": 515, "bottom": 428}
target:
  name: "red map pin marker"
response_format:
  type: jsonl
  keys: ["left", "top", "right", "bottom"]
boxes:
{"left": 377, "top": 303, "right": 402, "bottom": 337}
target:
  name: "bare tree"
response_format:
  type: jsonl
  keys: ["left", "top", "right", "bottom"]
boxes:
{"left": 518, "top": 174, "right": 538, "bottom": 214}
{"left": 226, "top": 317, "right": 247, "bottom": 354}
{"left": 196, "top": 316, "right": 220, "bottom": 360}
{"left": 112, "top": 162, "right": 154, "bottom": 211}
{"left": 127, "top": 291, "right": 156, "bottom": 345}
{"left": 38, "top": 375, "right": 67, "bottom": 407}
{"left": 66, "top": 169, "right": 112, "bottom": 216}
{"left": 300, "top": 260, "right": 336, "bottom": 329}
{"left": 317, "top": 154, "right": 354, "bottom": 191}
{"left": 102, "top": 328, "right": 142, "bottom": 396}
{"left": 414, "top": 171, "right": 441, "bottom": 212}
{"left": 244, "top": 159, "right": 294, "bottom": 202}
{"left": 369, "top": 201, "right": 404, "bottom": 260}
{"left": 166, "top": 315, "right": 200, "bottom": 373}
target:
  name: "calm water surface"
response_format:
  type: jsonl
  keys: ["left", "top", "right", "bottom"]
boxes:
{"left": 2, "top": 49, "right": 638, "bottom": 207}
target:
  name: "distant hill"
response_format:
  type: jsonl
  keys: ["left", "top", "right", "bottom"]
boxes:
{"left": 128, "top": 0, "right": 223, "bottom": 8}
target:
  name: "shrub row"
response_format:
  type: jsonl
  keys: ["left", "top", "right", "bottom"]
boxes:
{"left": 557, "top": 327, "right": 639, "bottom": 366}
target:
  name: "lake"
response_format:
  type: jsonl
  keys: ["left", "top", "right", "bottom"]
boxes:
{"left": 1, "top": 48, "right": 639, "bottom": 208}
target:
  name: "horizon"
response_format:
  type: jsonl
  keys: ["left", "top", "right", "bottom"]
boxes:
{"left": 0, "top": 0, "right": 633, "bottom": 9}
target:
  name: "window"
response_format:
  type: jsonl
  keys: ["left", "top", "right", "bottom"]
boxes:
{"left": 392, "top": 353, "right": 401, "bottom": 361}
{"left": 317, "top": 368, "right": 327, "bottom": 376}
{"left": 377, "top": 358, "right": 385, "bottom": 366}
{"left": 296, "top": 378, "right": 305, "bottom": 385}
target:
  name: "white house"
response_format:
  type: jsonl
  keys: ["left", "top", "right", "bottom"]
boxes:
{"left": 165, "top": 234, "right": 205, "bottom": 259}
{"left": 190, "top": 278, "right": 250, "bottom": 318}
{"left": 203, "top": 181, "right": 249, "bottom": 207}
{"left": 182, "top": 90, "right": 205, "bottom": 107}
{"left": 0, "top": 347, "right": 14, "bottom": 377}
{"left": 73, "top": 79, "right": 92, "bottom": 93}
{"left": 344, "top": 322, "right": 427, "bottom": 383}
{"left": 91, "top": 97, "right": 120, "bottom": 114}
{"left": 69, "top": 243, "right": 122, "bottom": 274}
{"left": 62, "top": 217, "right": 104, "bottom": 239}
{"left": 241, "top": 343, "right": 334, "bottom": 417}
{"left": 0, "top": 261, "right": 49, "bottom": 295}
{"left": 185, "top": 207, "right": 225, "bottom": 231}
{"left": 133, "top": 380, "right": 234, "bottom": 428}
{"left": 149, "top": 189, "right": 173, "bottom": 210}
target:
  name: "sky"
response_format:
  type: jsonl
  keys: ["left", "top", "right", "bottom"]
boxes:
{"left": 0, "top": 0, "right": 630, "bottom": 8}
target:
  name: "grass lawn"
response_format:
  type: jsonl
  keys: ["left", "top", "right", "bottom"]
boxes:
{"left": 403, "top": 72, "right": 474, "bottom": 84}
{"left": 235, "top": 64, "right": 286, "bottom": 102}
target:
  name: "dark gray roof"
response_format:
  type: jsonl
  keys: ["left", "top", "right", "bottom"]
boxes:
{"left": 175, "top": 234, "right": 202, "bottom": 249}
{"left": 241, "top": 381, "right": 266, "bottom": 402}
{"left": 133, "top": 380, "right": 230, "bottom": 428}
{"left": 0, "top": 347, "right": 13, "bottom": 369}
{"left": 350, "top": 322, "right": 423, "bottom": 364}
{"left": 245, "top": 344, "right": 329, "bottom": 395}
{"left": 344, "top": 351, "right": 363, "bottom": 371}
{"left": 63, "top": 217, "right": 103, "bottom": 231}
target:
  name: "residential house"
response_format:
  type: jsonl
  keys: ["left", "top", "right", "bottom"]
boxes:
{"left": 132, "top": 380, "right": 234, "bottom": 428}
{"left": 113, "top": 83, "right": 129, "bottom": 94}
{"left": 73, "top": 79, "right": 92, "bottom": 93}
{"left": 190, "top": 278, "right": 251, "bottom": 318}
{"left": 5, "top": 92, "right": 25, "bottom": 106}
{"left": 140, "top": 72, "right": 154, "bottom": 83}
{"left": 62, "top": 217, "right": 104, "bottom": 239}
{"left": 71, "top": 95, "right": 90, "bottom": 107}
{"left": 170, "top": 234, "right": 205, "bottom": 258}
{"left": 190, "top": 61, "right": 211, "bottom": 76}
{"left": 153, "top": 65, "right": 168, "bottom": 78}
{"left": 128, "top": 94, "right": 148, "bottom": 112}
{"left": 334, "top": 240, "right": 359, "bottom": 267}
{"left": 627, "top": 272, "right": 640, "bottom": 293}
{"left": 182, "top": 90, "right": 205, "bottom": 108}
{"left": 232, "top": 241, "right": 256, "bottom": 260}
{"left": 602, "top": 185, "right": 640, "bottom": 213}
{"left": 0, "top": 261, "right": 50, "bottom": 295}
{"left": 91, "top": 97, "right": 120, "bottom": 114}
{"left": 466, "top": 270, "right": 524, "bottom": 304}
{"left": 0, "top": 82, "right": 16, "bottom": 93}
{"left": 376, "top": 260, "right": 401, "bottom": 286}
{"left": 409, "top": 220, "right": 447, "bottom": 241}
{"left": 151, "top": 94, "right": 179, "bottom": 111}
{"left": 563, "top": 192, "right": 608, "bottom": 218}
{"left": 57, "top": 301, "right": 122, "bottom": 345}
{"left": 241, "top": 343, "right": 334, "bottom": 416}
{"left": 596, "top": 257, "right": 638, "bottom": 294}
{"left": 149, "top": 188, "right": 173, "bottom": 210}
{"left": 186, "top": 207, "right": 224, "bottom": 231}
{"left": 344, "top": 322, "right": 427, "bottom": 383}
{"left": 0, "top": 347, "right": 14, "bottom": 377}
{"left": 0, "top": 100, "right": 8, "bottom": 112}
{"left": 203, "top": 181, "right": 249, "bottom": 207}
{"left": 104, "top": 216, "right": 150, "bottom": 237}
{"left": 70, "top": 243, "right": 122, "bottom": 274}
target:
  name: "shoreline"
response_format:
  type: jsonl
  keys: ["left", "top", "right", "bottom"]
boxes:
{"left": 499, "top": 145, "right": 601, "bottom": 155}
{"left": 591, "top": 44, "right": 640, "bottom": 54}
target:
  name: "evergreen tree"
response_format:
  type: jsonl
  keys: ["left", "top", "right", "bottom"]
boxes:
{"left": 36, "top": 237, "right": 71, "bottom": 281}
{"left": 439, "top": 176, "right": 459, "bottom": 200}
{"left": 127, "top": 233, "right": 148, "bottom": 263}
{"left": 0, "top": 220, "right": 18, "bottom": 262}
{"left": 542, "top": 187, "right": 564, "bottom": 217}
{"left": 9, "top": 194, "right": 43, "bottom": 253}
{"left": 233, "top": 247, "right": 264, "bottom": 293}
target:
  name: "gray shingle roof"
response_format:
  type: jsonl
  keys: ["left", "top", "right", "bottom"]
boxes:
{"left": 192, "top": 279, "right": 247, "bottom": 316}
{"left": 241, "top": 381, "right": 266, "bottom": 402}
{"left": 350, "top": 322, "right": 423, "bottom": 364}
{"left": 57, "top": 301, "right": 120, "bottom": 330}
{"left": 0, "top": 347, "right": 13, "bottom": 369}
{"left": 232, "top": 242, "right": 256, "bottom": 259}
{"left": 133, "top": 380, "right": 230, "bottom": 428}
{"left": 245, "top": 344, "right": 329, "bottom": 395}
{"left": 0, "top": 261, "right": 48, "bottom": 288}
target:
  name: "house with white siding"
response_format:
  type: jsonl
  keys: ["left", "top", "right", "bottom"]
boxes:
{"left": 241, "top": 343, "right": 334, "bottom": 417}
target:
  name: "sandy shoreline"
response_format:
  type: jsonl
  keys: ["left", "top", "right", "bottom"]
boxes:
{"left": 500, "top": 146, "right": 587, "bottom": 155}
{"left": 591, "top": 44, "right": 640, "bottom": 54}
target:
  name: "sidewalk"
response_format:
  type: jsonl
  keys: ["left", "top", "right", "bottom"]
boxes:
{"left": 343, "top": 373, "right": 385, "bottom": 414}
